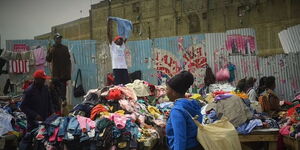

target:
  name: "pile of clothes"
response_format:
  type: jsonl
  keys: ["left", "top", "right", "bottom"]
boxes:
{"left": 279, "top": 103, "right": 300, "bottom": 138}
{"left": 200, "top": 84, "right": 280, "bottom": 135}
{"left": 31, "top": 80, "right": 173, "bottom": 150}
{"left": 0, "top": 99, "right": 27, "bottom": 138}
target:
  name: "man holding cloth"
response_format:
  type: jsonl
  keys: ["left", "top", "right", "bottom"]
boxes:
{"left": 107, "top": 17, "right": 133, "bottom": 85}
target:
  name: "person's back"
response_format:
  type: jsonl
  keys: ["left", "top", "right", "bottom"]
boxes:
{"left": 258, "top": 76, "right": 280, "bottom": 117}
{"left": 167, "top": 98, "right": 203, "bottom": 150}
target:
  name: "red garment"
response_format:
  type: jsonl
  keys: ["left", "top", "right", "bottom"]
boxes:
{"left": 213, "top": 91, "right": 230, "bottom": 96}
{"left": 9, "top": 60, "right": 29, "bottom": 73}
{"left": 90, "top": 104, "right": 108, "bottom": 120}
{"left": 144, "top": 81, "right": 156, "bottom": 96}
{"left": 106, "top": 73, "right": 114, "bottom": 86}
{"left": 22, "top": 80, "right": 33, "bottom": 90}
{"left": 106, "top": 89, "right": 123, "bottom": 100}
{"left": 287, "top": 104, "right": 300, "bottom": 117}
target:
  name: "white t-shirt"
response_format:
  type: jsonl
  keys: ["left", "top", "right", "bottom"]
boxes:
{"left": 110, "top": 42, "right": 127, "bottom": 69}
{"left": 247, "top": 88, "right": 257, "bottom": 102}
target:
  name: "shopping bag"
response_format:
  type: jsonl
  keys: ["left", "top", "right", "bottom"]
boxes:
{"left": 73, "top": 69, "right": 85, "bottom": 97}
{"left": 190, "top": 114, "right": 242, "bottom": 150}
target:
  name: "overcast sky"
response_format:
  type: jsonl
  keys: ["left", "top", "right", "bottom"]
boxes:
{"left": 0, "top": 0, "right": 102, "bottom": 49}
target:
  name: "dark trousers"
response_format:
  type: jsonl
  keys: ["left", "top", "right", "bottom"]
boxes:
{"left": 53, "top": 79, "right": 67, "bottom": 101}
{"left": 113, "top": 69, "right": 130, "bottom": 85}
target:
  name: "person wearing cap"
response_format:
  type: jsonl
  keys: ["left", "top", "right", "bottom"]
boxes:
{"left": 166, "top": 71, "right": 204, "bottom": 150}
{"left": 20, "top": 70, "right": 54, "bottom": 131}
{"left": 107, "top": 18, "right": 130, "bottom": 85}
{"left": 46, "top": 33, "right": 71, "bottom": 103}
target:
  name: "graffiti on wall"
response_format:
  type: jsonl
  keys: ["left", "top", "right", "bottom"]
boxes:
{"left": 153, "top": 37, "right": 207, "bottom": 87}
{"left": 124, "top": 48, "right": 132, "bottom": 68}
{"left": 153, "top": 48, "right": 182, "bottom": 78}
{"left": 225, "top": 34, "right": 256, "bottom": 54}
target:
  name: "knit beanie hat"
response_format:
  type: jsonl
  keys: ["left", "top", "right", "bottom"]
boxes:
{"left": 167, "top": 71, "right": 194, "bottom": 94}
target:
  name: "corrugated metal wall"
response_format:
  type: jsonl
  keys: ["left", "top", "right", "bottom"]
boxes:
{"left": 279, "top": 24, "right": 300, "bottom": 53}
{"left": 5, "top": 40, "right": 98, "bottom": 105}
{"left": 123, "top": 28, "right": 300, "bottom": 100}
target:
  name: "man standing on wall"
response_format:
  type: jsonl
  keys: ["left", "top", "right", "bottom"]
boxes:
{"left": 107, "top": 17, "right": 132, "bottom": 85}
{"left": 46, "top": 33, "right": 71, "bottom": 109}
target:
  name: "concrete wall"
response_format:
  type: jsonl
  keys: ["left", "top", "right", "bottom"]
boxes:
{"left": 35, "top": 17, "right": 91, "bottom": 41}
{"left": 35, "top": 0, "right": 300, "bottom": 56}
{"left": 90, "top": 0, "right": 300, "bottom": 56}
{"left": 34, "top": 32, "right": 52, "bottom": 40}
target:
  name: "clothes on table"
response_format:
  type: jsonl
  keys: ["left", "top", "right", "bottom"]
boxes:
{"left": 206, "top": 95, "right": 253, "bottom": 127}
{"left": 236, "top": 119, "right": 263, "bottom": 134}
{"left": 214, "top": 94, "right": 233, "bottom": 101}
{"left": 209, "top": 83, "right": 236, "bottom": 93}
{"left": 0, "top": 108, "right": 14, "bottom": 136}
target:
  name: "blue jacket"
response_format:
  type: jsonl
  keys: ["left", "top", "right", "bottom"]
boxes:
{"left": 109, "top": 17, "right": 133, "bottom": 39}
{"left": 166, "top": 98, "right": 203, "bottom": 150}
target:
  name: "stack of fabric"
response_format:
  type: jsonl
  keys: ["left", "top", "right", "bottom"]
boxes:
{"left": 0, "top": 100, "right": 27, "bottom": 138}
{"left": 201, "top": 86, "right": 280, "bottom": 135}
{"left": 279, "top": 104, "right": 300, "bottom": 138}
{"left": 31, "top": 81, "right": 171, "bottom": 150}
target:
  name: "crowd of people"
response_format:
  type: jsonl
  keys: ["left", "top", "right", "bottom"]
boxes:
{"left": 0, "top": 17, "right": 298, "bottom": 150}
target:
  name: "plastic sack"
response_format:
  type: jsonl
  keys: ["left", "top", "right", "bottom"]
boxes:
{"left": 216, "top": 68, "right": 230, "bottom": 81}
{"left": 193, "top": 117, "right": 242, "bottom": 150}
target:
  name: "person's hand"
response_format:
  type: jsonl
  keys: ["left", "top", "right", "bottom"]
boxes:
{"left": 279, "top": 101, "right": 285, "bottom": 106}
{"left": 62, "top": 101, "right": 67, "bottom": 107}
{"left": 35, "top": 115, "right": 43, "bottom": 121}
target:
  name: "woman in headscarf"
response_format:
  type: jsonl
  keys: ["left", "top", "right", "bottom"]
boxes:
{"left": 166, "top": 71, "right": 204, "bottom": 150}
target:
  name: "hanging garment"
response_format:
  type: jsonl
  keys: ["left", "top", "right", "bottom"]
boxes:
{"left": 10, "top": 44, "right": 30, "bottom": 74}
{"left": 33, "top": 47, "right": 46, "bottom": 70}
{"left": 3, "top": 79, "right": 14, "bottom": 95}
{"left": 9, "top": 60, "right": 29, "bottom": 73}
{"left": 108, "top": 17, "right": 133, "bottom": 39}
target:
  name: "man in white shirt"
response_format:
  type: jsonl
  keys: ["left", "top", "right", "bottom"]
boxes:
{"left": 108, "top": 19, "right": 130, "bottom": 85}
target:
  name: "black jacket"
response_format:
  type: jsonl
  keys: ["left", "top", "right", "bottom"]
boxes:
{"left": 46, "top": 44, "right": 71, "bottom": 81}
{"left": 20, "top": 84, "right": 54, "bottom": 130}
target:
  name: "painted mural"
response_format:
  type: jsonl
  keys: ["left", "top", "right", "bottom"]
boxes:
{"left": 153, "top": 38, "right": 207, "bottom": 88}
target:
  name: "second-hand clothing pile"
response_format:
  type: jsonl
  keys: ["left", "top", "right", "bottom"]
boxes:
{"left": 279, "top": 104, "right": 300, "bottom": 138}
{"left": 31, "top": 80, "right": 172, "bottom": 150}
{"left": 0, "top": 100, "right": 27, "bottom": 137}
{"left": 201, "top": 84, "right": 280, "bottom": 135}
